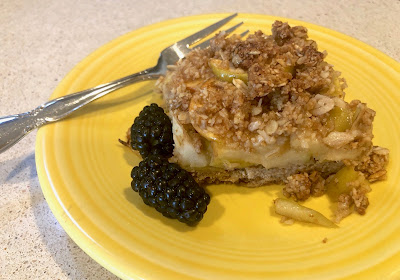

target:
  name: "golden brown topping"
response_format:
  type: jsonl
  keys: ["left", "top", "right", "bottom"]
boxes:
{"left": 309, "top": 171, "right": 326, "bottom": 197}
{"left": 283, "top": 173, "right": 311, "bottom": 201}
{"left": 355, "top": 146, "right": 389, "bottom": 182}
{"left": 350, "top": 187, "right": 369, "bottom": 215}
{"left": 247, "top": 62, "right": 293, "bottom": 99}
{"left": 272, "top": 21, "right": 293, "bottom": 46}
{"left": 298, "top": 45, "right": 324, "bottom": 67}
{"left": 158, "top": 20, "right": 375, "bottom": 153}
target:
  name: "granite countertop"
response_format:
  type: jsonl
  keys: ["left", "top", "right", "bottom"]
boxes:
{"left": 1, "top": 0, "right": 399, "bottom": 279}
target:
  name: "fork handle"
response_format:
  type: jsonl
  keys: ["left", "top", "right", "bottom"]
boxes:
{"left": 0, "top": 67, "right": 161, "bottom": 154}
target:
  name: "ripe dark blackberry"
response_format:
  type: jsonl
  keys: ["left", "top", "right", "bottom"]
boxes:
{"left": 131, "top": 155, "right": 210, "bottom": 226}
{"left": 130, "top": 103, "right": 174, "bottom": 158}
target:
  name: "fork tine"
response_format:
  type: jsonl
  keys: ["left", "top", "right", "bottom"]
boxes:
{"left": 194, "top": 28, "right": 249, "bottom": 50}
{"left": 178, "top": 13, "right": 238, "bottom": 46}
{"left": 239, "top": 30, "right": 250, "bottom": 37}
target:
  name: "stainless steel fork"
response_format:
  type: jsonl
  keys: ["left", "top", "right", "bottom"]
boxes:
{"left": 0, "top": 13, "right": 248, "bottom": 154}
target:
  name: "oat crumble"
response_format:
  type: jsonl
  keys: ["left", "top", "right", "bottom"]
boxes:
{"left": 159, "top": 21, "right": 374, "bottom": 155}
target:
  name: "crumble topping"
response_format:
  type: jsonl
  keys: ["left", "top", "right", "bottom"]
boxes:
{"left": 354, "top": 146, "right": 390, "bottom": 182}
{"left": 351, "top": 187, "right": 369, "bottom": 215}
{"left": 158, "top": 21, "right": 374, "bottom": 153}
{"left": 309, "top": 171, "right": 326, "bottom": 197}
{"left": 334, "top": 187, "right": 370, "bottom": 223}
{"left": 283, "top": 171, "right": 327, "bottom": 201}
{"left": 283, "top": 173, "right": 312, "bottom": 201}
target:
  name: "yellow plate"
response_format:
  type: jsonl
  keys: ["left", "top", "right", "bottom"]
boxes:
{"left": 36, "top": 14, "right": 400, "bottom": 279}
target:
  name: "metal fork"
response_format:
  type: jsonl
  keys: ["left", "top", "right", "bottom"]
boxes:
{"left": 0, "top": 13, "right": 248, "bottom": 154}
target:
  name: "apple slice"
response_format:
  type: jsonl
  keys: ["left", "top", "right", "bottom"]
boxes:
{"left": 274, "top": 198, "right": 337, "bottom": 228}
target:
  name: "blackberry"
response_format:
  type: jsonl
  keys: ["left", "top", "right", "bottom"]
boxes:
{"left": 130, "top": 103, "right": 174, "bottom": 158}
{"left": 131, "top": 155, "right": 210, "bottom": 225}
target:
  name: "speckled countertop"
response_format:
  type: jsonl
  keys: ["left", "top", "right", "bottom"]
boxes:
{"left": 1, "top": 0, "right": 399, "bottom": 279}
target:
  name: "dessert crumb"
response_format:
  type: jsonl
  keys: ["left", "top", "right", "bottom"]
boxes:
{"left": 322, "top": 237, "right": 328, "bottom": 243}
{"left": 280, "top": 216, "right": 294, "bottom": 225}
